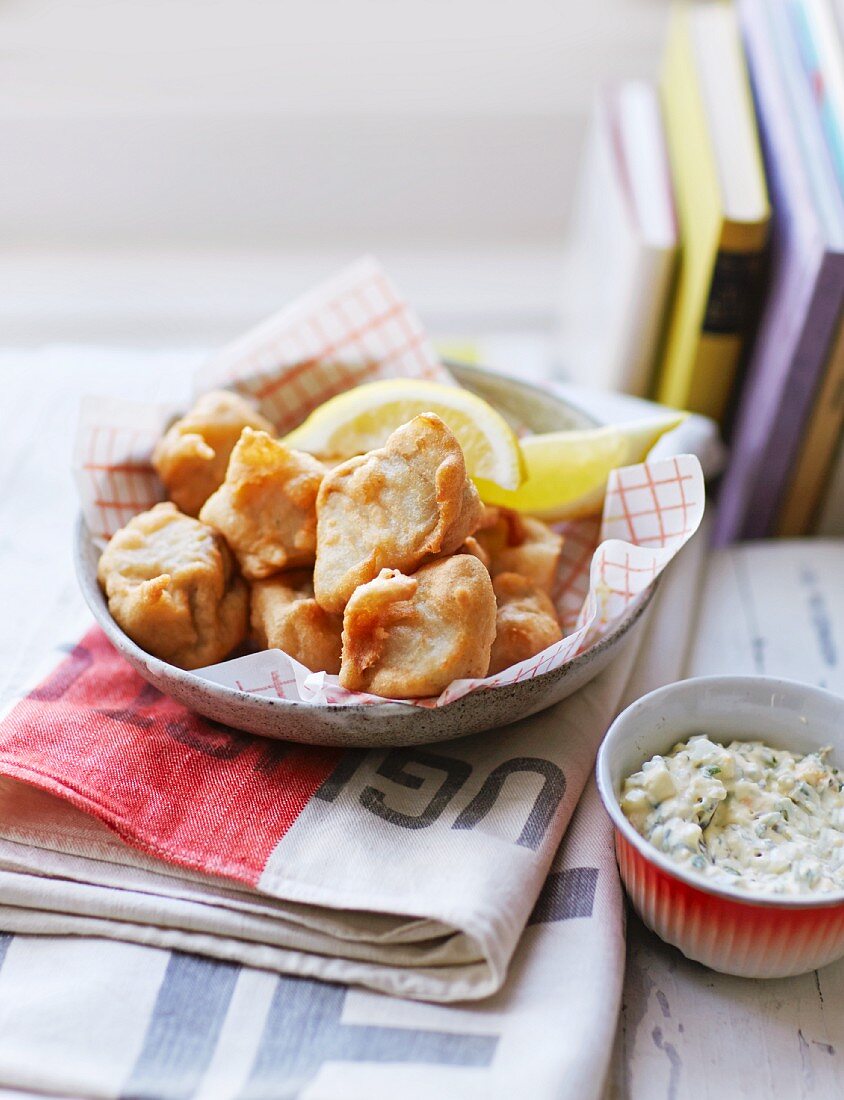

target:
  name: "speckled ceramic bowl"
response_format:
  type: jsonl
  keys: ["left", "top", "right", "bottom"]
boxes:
{"left": 75, "top": 365, "right": 655, "bottom": 747}
{"left": 597, "top": 676, "right": 844, "bottom": 978}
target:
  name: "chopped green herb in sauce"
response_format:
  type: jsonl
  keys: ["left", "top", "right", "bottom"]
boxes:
{"left": 621, "top": 736, "right": 844, "bottom": 895}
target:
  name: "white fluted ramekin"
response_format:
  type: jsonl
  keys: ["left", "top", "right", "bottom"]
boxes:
{"left": 596, "top": 676, "right": 844, "bottom": 978}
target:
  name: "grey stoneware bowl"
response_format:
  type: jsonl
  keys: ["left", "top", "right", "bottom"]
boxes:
{"left": 75, "top": 364, "right": 655, "bottom": 748}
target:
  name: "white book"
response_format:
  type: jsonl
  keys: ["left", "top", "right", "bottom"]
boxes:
{"left": 558, "top": 81, "right": 677, "bottom": 397}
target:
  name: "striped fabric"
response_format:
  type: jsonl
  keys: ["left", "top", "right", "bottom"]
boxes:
{"left": 0, "top": 634, "right": 639, "bottom": 1002}
{"left": 0, "top": 780, "right": 624, "bottom": 1100}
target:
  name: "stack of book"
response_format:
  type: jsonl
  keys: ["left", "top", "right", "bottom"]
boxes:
{"left": 559, "top": 0, "right": 844, "bottom": 539}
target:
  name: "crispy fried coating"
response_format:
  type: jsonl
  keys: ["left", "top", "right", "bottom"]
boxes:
{"left": 314, "top": 413, "right": 483, "bottom": 613}
{"left": 487, "top": 572, "right": 563, "bottom": 676}
{"left": 152, "top": 390, "right": 275, "bottom": 517}
{"left": 97, "top": 502, "right": 248, "bottom": 670}
{"left": 475, "top": 509, "right": 563, "bottom": 594}
{"left": 477, "top": 504, "right": 502, "bottom": 531}
{"left": 250, "top": 571, "right": 342, "bottom": 674}
{"left": 199, "top": 429, "right": 325, "bottom": 580}
{"left": 339, "top": 555, "right": 496, "bottom": 698}
{"left": 457, "top": 535, "right": 491, "bottom": 570}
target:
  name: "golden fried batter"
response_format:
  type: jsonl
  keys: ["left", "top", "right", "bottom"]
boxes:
{"left": 457, "top": 535, "right": 491, "bottom": 569}
{"left": 477, "top": 504, "right": 502, "bottom": 531}
{"left": 475, "top": 509, "right": 563, "bottom": 594}
{"left": 152, "top": 390, "right": 275, "bottom": 516}
{"left": 314, "top": 413, "right": 483, "bottom": 613}
{"left": 487, "top": 572, "right": 563, "bottom": 676}
{"left": 339, "top": 555, "right": 496, "bottom": 698}
{"left": 199, "top": 429, "right": 325, "bottom": 580}
{"left": 97, "top": 502, "right": 248, "bottom": 670}
{"left": 250, "top": 571, "right": 342, "bottom": 674}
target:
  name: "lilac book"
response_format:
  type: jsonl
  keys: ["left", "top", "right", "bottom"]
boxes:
{"left": 715, "top": 0, "right": 844, "bottom": 543}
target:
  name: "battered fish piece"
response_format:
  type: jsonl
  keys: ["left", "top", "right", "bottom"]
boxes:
{"left": 475, "top": 509, "right": 563, "bottom": 594}
{"left": 97, "top": 502, "right": 248, "bottom": 670}
{"left": 199, "top": 429, "right": 325, "bottom": 580}
{"left": 152, "top": 390, "right": 275, "bottom": 516}
{"left": 340, "top": 555, "right": 496, "bottom": 698}
{"left": 315, "top": 413, "right": 483, "bottom": 613}
{"left": 457, "top": 536, "right": 491, "bottom": 570}
{"left": 250, "top": 571, "right": 342, "bottom": 674}
{"left": 487, "top": 572, "right": 563, "bottom": 676}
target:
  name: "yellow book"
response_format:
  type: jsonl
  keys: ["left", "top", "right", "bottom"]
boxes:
{"left": 777, "top": 313, "right": 844, "bottom": 535}
{"left": 656, "top": 1, "right": 770, "bottom": 423}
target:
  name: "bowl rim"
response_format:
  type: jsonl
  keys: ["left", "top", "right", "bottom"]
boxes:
{"left": 596, "top": 674, "right": 844, "bottom": 910}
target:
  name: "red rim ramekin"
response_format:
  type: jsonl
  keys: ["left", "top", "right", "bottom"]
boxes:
{"left": 596, "top": 676, "right": 844, "bottom": 978}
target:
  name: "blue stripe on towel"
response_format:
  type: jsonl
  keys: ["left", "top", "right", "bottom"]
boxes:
{"left": 528, "top": 866, "right": 599, "bottom": 924}
{"left": 242, "top": 975, "right": 498, "bottom": 1100}
{"left": 0, "top": 933, "right": 12, "bottom": 971}
{"left": 120, "top": 952, "right": 240, "bottom": 1100}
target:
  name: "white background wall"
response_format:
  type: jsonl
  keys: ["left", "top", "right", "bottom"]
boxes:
{"left": 2, "top": 0, "right": 666, "bottom": 342}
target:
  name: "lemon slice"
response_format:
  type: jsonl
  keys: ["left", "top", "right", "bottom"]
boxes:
{"left": 475, "top": 414, "right": 686, "bottom": 521}
{"left": 284, "top": 379, "right": 525, "bottom": 490}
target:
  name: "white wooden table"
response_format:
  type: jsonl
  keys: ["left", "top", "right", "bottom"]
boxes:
{"left": 607, "top": 910, "right": 844, "bottom": 1099}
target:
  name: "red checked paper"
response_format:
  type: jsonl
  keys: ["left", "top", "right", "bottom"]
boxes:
{"left": 73, "top": 257, "right": 704, "bottom": 708}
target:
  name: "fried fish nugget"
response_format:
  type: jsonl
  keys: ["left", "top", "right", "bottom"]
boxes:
{"left": 314, "top": 413, "right": 483, "bottom": 613}
{"left": 487, "top": 572, "right": 563, "bottom": 676}
{"left": 199, "top": 428, "right": 325, "bottom": 580}
{"left": 340, "top": 555, "right": 496, "bottom": 698}
{"left": 457, "top": 535, "right": 491, "bottom": 570}
{"left": 475, "top": 510, "right": 563, "bottom": 594}
{"left": 97, "top": 502, "right": 248, "bottom": 670}
{"left": 250, "top": 571, "right": 342, "bottom": 674}
{"left": 477, "top": 504, "right": 502, "bottom": 531}
{"left": 152, "top": 390, "right": 275, "bottom": 516}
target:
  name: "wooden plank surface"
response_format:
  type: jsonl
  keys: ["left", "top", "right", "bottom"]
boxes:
{"left": 608, "top": 911, "right": 844, "bottom": 1099}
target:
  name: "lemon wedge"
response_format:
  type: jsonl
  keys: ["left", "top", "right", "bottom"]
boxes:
{"left": 284, "top": 379, "right": 525, "bottom": 490}
{"left": 475, "top": 414, "right": 686, "bottom": 521}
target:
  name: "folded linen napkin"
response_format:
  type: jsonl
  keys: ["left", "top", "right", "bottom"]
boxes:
{"left": 0, "top": 776, "right": 627, "bottom": 1100}
{"left": 0, "top": 618, "right": 640, "bottom": 1003}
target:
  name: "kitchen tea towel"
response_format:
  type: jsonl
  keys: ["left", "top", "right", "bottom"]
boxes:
{"left": 0, "top": 774, "right": 626, "bottom": 1100}
{"left": 0, "top": 617, "right": 640, "bottom": 1004}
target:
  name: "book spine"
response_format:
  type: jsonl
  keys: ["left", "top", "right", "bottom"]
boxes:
{"left": 777, "top": 304, "right": 844, "bottom": 534}
{"left": 656, "top": 4, "right": 769, "bottom": 423}
{"left": 716, "top": 248, "right": 843, "bottom": 544}
{"left": 618, "top": 246, "right": 678, "bottom": 398}
{"left": 655, "top": 5, "right": 723, "bottom": 415}
{"left": 685, "top": 224, "right": 768, "bottom": 423}
{"left": 790, "top": 0, "right": 844, "bottom": 193}
{"left": 744, "top": 251, "right": 844, "bottom": 536}
{"left": 815, "top": 432, "right": 844, "bottom": 535}
{"left": 715, "top": 0, "right": 843, "bottom": 543}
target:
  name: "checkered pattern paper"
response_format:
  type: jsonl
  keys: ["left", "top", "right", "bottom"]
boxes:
{"left": 198, "top": 255, "right": 452, "bottom": 432}
{"left": 73, "top": 397, "right": 172, "bottom": 543}
{"left": 72, "top": 257, "right": 704, "bottom": 706}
